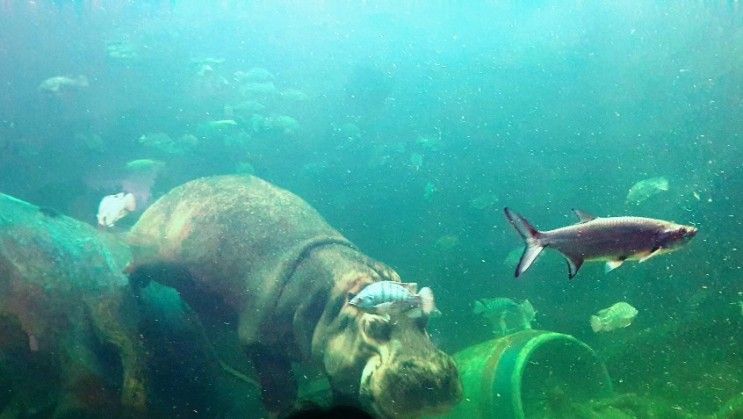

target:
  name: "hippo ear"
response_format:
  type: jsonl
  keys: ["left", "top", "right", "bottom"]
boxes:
{"left": 360, "top": 314, "right": 391, "bottom": 344}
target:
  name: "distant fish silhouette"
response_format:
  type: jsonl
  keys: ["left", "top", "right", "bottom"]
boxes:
{"left": 38, "top": 75, "right": 89, "bottom": 95}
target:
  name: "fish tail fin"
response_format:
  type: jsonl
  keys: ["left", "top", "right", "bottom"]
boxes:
{"left": 418, "top": 287, "right": 440, "bottom": 317}
{"left": 590, "top": 315, "right": 603, "bottom": 332}
{"left": 504, "top": 208, "right": 545, "bottom": 278}
{"left": 520, "top": 299, "right": 535, "bottom": 317}
{"left": 473, "top": 300, "right": 485, "bottom": 314}
{"left": 123, "top": 193, "right": 137, "bottom": 212}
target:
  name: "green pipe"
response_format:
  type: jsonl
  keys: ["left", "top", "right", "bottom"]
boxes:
{"left": 439, "top": 330, "right": 613, "bottom": 419}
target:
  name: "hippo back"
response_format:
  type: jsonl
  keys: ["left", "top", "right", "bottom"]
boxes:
{"left": 0, "top": 194, "right": 130, "bottom": 340}
{"left": 127, "top": 175, "right": 355, "bottom": 345}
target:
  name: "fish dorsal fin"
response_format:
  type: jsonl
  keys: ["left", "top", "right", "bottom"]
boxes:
{"left": 572, "top": 209, "right": 597, "bottom": 223}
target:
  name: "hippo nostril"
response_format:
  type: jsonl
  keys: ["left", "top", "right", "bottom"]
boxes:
{"left": 399, "top": 359, "right": 416, "bottom": 371}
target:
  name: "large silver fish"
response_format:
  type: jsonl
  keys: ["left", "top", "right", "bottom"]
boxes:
{"left": 504, "top": 208, "right": 697, "bottom": 279}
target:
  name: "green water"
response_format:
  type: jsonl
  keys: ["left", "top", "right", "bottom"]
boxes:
{"left": 0, "top": 1, "right": 741, "bottom": 417}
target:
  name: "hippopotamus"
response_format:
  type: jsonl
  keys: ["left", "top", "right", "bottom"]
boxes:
{"left": 126, "top": 175, "right": 462, "bottom": 417}
{"left": 0, "top": 194, "right": 148, "bottom": 417}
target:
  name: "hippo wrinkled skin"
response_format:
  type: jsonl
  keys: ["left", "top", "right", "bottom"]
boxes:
{"left": 127, "top": 175, "right": 462, "bottom": 417}
{"left": 0, "top": 194, "right": 147, "bottom": 418}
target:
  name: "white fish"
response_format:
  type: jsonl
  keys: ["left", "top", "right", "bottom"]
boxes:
{"left": 97, "top": 192, "right": 136, "bottom": 227}
{"left": 590, "top": 302, "right": 638, "bottom": 332}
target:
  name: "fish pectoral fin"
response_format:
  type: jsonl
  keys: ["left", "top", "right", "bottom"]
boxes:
{"left": 638, "top": 247, "right": 662, "bottom": 263}
{"left": 605, "top": 259, "right": 625, "bottom": 273}
{"left": 572, "top": 209, "right": 597, "bottom": 223}
{"left": 565, "top": 255, "right": 584, "bottom": 279}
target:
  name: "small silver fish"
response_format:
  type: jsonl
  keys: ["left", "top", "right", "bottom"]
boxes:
{"left": 349, "top": 281, "right": 438, "bottom": 318}
{"left": 504, "top": 208, "right": 697, "bottom": 279}
{"left": 590, "top": 302, "right": 638, "bottom": 332}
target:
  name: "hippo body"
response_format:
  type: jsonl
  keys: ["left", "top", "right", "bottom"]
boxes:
{"left": 127, "top": 175, "right": 461, "bottom": 417}
{"left": 0, "top": 194, "right": 147, "bottom": 418}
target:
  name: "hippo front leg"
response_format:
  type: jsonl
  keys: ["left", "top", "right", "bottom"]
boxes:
{"left": 247, "top": 345, "right": 298, "bottom": 416}
{"left": 55, "top": 340, "right": 110, "bottom": 418}
{"left": 89, "top": 291, "right": 148, "bottom": 413}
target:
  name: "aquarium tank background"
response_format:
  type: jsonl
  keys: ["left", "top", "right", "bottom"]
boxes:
{"left": 0, "top": 1, "right": 741, "bottom": 418}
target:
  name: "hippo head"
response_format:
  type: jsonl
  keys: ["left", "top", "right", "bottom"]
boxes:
{"left": 313, "top": 271, "right": 462, "bottom": 418}
{"left": 357, "top": 313, "right": 462, "bottom": 417}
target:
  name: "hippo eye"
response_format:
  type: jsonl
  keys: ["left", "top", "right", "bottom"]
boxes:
{"left": 346, "top": 292, "right": 356, "bottom": 302}
{"left": 415, "top": 315, "right": 429, "bottom": 331}
{"left": 361, "top": 315, "right": 392, "bottom": 343}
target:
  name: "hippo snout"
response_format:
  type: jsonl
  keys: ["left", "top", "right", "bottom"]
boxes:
{"left": 364, "top": 350, "right": 462, "bottom": 417}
